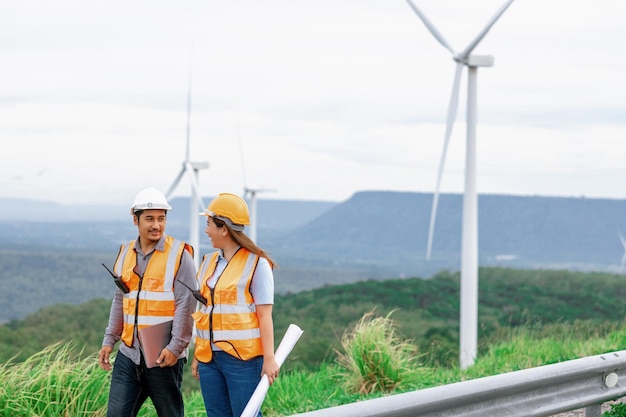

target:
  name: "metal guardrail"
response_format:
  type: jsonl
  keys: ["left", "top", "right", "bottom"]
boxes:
{"left": 287, "top": 349, "right": 626, "bottom": 417}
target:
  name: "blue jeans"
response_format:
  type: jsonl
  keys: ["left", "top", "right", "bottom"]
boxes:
{"left": 107, "top": 351, "right": 186, "bottom": 417}
{"left": 198, "top": 351, "right": 263, "bottom": 417}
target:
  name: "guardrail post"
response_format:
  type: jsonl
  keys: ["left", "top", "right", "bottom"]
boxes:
{"left": 584, "top": 404, "right": 601, "bottom": 417}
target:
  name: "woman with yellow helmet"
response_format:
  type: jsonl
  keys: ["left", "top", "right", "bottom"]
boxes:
{"left": 191, "top": 193, "right": 278, "bottom": 417}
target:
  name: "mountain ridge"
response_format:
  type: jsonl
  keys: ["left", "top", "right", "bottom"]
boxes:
{"left": 2, "top": 191, "right": 625, "bottom": 277}
{"left": 265, "top": 191, "right": 626, "bottom": 278}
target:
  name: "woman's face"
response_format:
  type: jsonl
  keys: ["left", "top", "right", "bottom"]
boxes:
{"left": 205, "top": 216, "right": 227, "bottom": 249}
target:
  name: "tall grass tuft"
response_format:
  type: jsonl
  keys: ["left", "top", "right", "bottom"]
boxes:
{"left": 0, "top": 342, "right": 207, "bottom": 417}
{"left": 334, "top": 309, "right": 425, "bottom": 394}
{"left": 0, "top": 341, "right": 109, "bottom": 416}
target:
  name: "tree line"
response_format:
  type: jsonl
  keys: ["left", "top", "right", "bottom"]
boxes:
{"left": 3, "top": 266, "right": 625, "bottom": 371}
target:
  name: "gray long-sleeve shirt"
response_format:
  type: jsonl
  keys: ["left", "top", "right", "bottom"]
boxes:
{"left": 101, "top": 235, "right": 198, "bottom": 365}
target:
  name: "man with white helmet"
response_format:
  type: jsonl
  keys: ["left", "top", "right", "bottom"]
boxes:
{"left": 98, "top": 187, "right": 197, "bottom": 417}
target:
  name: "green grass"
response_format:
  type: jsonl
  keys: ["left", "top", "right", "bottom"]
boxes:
{"left": 0, "top": 341, "right": 109, "bottom": 417}
{"left": 263, "top": 314, "right": 626, "bottom": 415}
{"left": 2, "top": 314, "right": 626, "bottom": 417}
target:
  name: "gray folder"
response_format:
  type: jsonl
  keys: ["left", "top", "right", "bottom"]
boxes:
{"left": 139, "top": 320, "right": 173, "bottom": 368}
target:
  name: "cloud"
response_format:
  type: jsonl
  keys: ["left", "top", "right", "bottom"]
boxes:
{"left": 1, "top": 0, "right": 625, "bottom": 205}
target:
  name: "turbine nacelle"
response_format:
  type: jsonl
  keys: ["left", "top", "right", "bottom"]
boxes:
{"left": 464, "top": 55, "right": 494, "bottom": 67}
{"left": 190, "top": 161, "right": 210, "bottom": 171}
{"left": 452, "top": 53, "right": 494, "bottom": 67}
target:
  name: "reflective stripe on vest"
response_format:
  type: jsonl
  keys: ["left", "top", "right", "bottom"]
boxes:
{"left": 114, "top": 236, "right": 187, "bottom": 347}
{"left": 193, "top": 248, "right": 262, "bottom": 362}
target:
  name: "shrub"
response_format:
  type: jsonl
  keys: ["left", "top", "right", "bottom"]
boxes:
{"left": 334, "top": 309, "right": 424, "bottom": 394}
{"left": 604, "top": 402, "right": 626, "bottom": 417}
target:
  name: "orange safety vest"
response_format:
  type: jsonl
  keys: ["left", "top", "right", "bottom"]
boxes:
{"left": 113, "top": 236, "right": 192, "bottom": 347}
{"left": 192, "top": 248, "right": 263, "bottom": 362}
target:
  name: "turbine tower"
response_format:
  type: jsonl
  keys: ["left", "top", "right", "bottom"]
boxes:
{"left": 618, "top": 230, "right": 626, "bottom": 274}
{"left": 166, "top": 56, "right": 208, "bottom": 269}
{"left": 406, "top": 0, "right": 514, "bottom": 369}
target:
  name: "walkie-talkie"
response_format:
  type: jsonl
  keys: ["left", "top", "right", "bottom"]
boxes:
{"left": 101, "top": 263, "right": 130, "bottom": 294}
{"left": 177, "top": 280, "right": 208, "bottom": 305}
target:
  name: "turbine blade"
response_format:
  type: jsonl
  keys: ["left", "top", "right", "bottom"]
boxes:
{"left": 184, "top": 162, "right": 206, "bottom": 210}
{"left": 426, "top": 62, "right": 464, "bottom": 260}
{"left": 406, "top": 0, "right": 455, "bottom": 56}
{"left": 166, "top": 166, "right": 186, "bottom": 198}
{"left": 617, "top": 230, "right": 626, "bottom": 273}
{"left": 237, "top": 110, "right": 248, "bottom": 188}
{"left": 461, "top": 0, "right": 515, "bottom": 59}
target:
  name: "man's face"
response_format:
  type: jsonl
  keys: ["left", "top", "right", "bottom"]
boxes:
{"left": 135, "top": 209, "right": 167, "bottom": 243}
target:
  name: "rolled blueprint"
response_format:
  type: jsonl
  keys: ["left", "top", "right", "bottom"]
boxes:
{"left": 240, "top": 324, "right": 304, "bottom": 417}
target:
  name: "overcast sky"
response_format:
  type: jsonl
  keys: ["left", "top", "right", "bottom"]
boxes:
{"left": 1, "top": 0, "right": 625, "bottom": 207}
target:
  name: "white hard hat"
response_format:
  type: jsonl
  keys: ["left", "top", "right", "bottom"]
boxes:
{"left": 130, "top": 187, "right": 172, "bottom": 213}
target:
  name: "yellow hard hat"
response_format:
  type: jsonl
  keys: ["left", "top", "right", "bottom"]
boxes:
{"left": 199, "top": 193, "right": 250, "bottom": 231}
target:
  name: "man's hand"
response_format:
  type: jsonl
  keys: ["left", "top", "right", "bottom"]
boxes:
{"left": 98, "top": 346, "right": 113, "bottom": 371}
{"left": 156, "top": 348, "right": 177, "bottom": 367}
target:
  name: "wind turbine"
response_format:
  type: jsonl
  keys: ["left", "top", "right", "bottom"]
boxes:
{"left": 243, "top": 186, "right": 276, "bottom": 243}
{"left": 166, "top": 53, "right": 208, "bottom": 269}
{"left": 236, "top": 113, "right": 275, "bottom": 243}
{"left": 406, "top": 0, "right": 514, "bottom": 369}
{"left": 618, "top": 230, "right": 626, "bottom": 274}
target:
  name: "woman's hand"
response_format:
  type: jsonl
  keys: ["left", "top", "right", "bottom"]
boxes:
{"left": 191, "top": 357, "right": 200, "bottom": 380}
{"left": 262, "top": 356, "right": 280, "bottom": 385}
